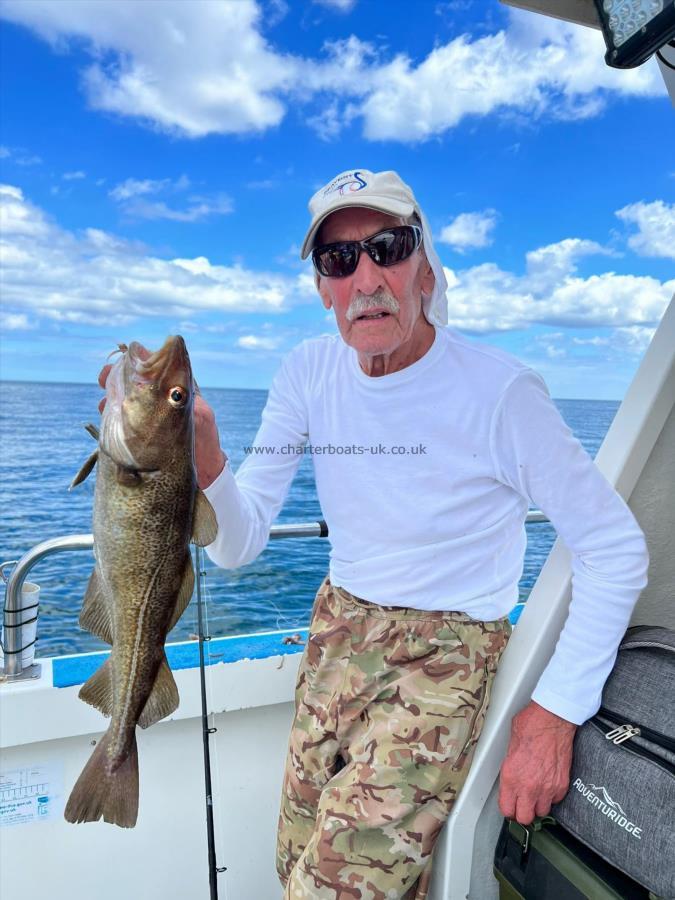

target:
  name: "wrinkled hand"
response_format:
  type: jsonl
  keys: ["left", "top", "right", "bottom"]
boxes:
{"left": 498, "top": 700, "right": 576, "bottom": 825}
{"left": 96, "top": 360, "right": 227, "bottom": 489}
{"left": 194, "top": 394, "right": 227, "bottom": 490}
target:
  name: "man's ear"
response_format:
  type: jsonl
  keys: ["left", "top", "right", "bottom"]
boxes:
{"left": 420, "top": 257, "right": 435, "bottom": 297}
{"left": 318, "top": 276, "right": 332, "bottom": 311}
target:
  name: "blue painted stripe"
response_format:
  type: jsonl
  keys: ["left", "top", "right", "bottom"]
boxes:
{"left": 509, "top": 602, "right": 526, "bottom": 625}
{"left": 52, "top": 628, "right": 309, "bottom": 689}
{"left": 51, "top": 603, "right": 526, "bottom": 688}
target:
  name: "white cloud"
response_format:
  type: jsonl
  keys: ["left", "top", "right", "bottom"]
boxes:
{"left": 443, "top": 234, "right": 673, "bottom": 333}
{"left": 237, "top": 334, "right": 282, "bottom": 350}
{"left": 0, "top": 311, "right": 35, "bottom": 330}
{"left": 0, "top": 184, "right": 309, "bottom": 327}
{"left": 63, "top": 170, "right": 86, "bottom": 180}
{"left": 109, "top": 175, "right": 231, "bottom": 222}
{"left": 306, "top": 100, "right": 348, "bottom": 142}
{"left": 614, "top": 325, "right": 657, "bottom": 355}
{"left": 356, "top": 13, "right": 663, "bottom": 141}
{"left": 0, "top": 184, "right": 50, "bottom": 236}
{"left": 2, "top": 184, "right": 671, "bottom": 350}
{"left": 0, "top": 145, "right": 42, "bottom": 165}
{"left": 260, "top": 0, "right": 289, "bottom": 27}
{"left": 0, "top": 1, "right": 294, "bottom": 138}
{"left": 296, "top": 269, "right": 319, "bottom": 298}
{"left": 246, "top": 178, "right": 277, "bottom": 190}
{"left": 525, "top": 238, "right": 611, "bottom": 289}
{"left": 109, "top": 177, "right": 171, "bottom": 201}
{"left": 313, "top": 0, "right": 356, "bottom": 11}
{"left": 616, "top": 200, "right": 675, "bottom": 260}
{"left": 439, "top": 210, "right": 497, "bottom": 252}
{"left": 572, "top": 335, "right": 610, "bottom": 346}
{"left": 121, "top": 195, "right": 233, "bottom": 223}
{"left": 0, "top": 1, "right": 665, "bottom": 142}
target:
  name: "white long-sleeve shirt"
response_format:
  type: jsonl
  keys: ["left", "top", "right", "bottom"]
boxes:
{"left": 204, "top": 325, "right": 649, "bottom": 724}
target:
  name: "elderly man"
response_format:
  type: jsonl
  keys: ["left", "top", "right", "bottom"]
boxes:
{"left": 195, "top": 170, "right": 649, "bottom": 899}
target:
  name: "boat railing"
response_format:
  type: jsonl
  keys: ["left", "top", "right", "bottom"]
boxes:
{"left": 1, "top": 510, "right": 549, "bottom": 680}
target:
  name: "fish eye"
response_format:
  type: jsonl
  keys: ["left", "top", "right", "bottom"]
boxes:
{"left": 168, "top": 386, "right": 187, "bottom": 407}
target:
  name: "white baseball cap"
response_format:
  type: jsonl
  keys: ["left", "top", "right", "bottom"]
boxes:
{"left": 300, "top": 169, "right": 417, "bottom": 259}
{"left": 300, "top": 168, "right": 449, "bottom": 327}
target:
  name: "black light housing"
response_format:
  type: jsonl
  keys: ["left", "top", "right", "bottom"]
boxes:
{"left": 593, "top": 0, "right": 675, "bottom": 68}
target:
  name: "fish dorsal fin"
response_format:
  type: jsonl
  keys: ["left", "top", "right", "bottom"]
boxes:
{"left": 192, "top": 489, "right": 217, "bottom": 547}
{"left": 70, "top": 450, "right": 99, "bottom": 489}
{"left": 79, "top": 657, "right": 113, "bottom": 717}
{"left": 167, "top": 556, "right": 195, "bottom": 633}
{"left": 84, "top": 422, "right": 100, "bottom": 441}
{"left": 138, "top": 654, "right": 179, "bottom": 729}
{"left": 79, "top": 568, "right": 113, "bottom": 644}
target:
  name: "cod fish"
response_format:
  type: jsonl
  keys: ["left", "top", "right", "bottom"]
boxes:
{"left": 65, "top": 336, "right": 217, "bottom": 828}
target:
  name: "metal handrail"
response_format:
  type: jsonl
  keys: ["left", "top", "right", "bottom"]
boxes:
{"left": 1, "top": 522, "right": 329, "bottom": 678}
{"left": 1, "top": 511, "right": 549, "bottom": 678}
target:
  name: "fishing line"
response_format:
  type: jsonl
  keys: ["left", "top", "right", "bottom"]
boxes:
{"left": 267, "top": 588, "right": 306, "bottom": 633}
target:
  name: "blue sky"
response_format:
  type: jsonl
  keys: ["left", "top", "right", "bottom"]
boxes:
{"left": 0, "top": 0, "right": 673, "bottom": 399}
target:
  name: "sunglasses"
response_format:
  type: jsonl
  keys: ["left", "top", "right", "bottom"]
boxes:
{"left": 312, "top": 225, "right": 423, "bottom": 278}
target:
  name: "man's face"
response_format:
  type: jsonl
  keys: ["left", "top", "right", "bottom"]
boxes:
{"left": 316, "top": 208, "right": 435, "bottom": 357}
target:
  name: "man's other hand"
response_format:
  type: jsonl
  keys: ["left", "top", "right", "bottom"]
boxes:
{"left": 194, "top": 394, "right": 227, "bottom": 490}
{"left": 498, "top": 700, "right": 577, "bottom": 825}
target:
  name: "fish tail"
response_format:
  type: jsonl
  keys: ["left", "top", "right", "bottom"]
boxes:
{"left": 64, "top": 729, "right": 139, "bottom": 828}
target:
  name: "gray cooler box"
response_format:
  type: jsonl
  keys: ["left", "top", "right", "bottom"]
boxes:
{"left": 551, "top": 626, "right": 675, "bottom": 899}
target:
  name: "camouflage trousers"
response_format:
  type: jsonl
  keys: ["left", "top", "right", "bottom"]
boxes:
{"left": 276, "top": 575, "right": 511, "bottom": 899}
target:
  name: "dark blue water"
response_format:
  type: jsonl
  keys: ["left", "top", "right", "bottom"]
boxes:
{"left": 0, "top": 381, "right": 619, "bottom": 658}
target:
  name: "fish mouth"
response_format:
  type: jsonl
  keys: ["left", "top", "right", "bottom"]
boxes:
{"left": 128, "top": 336, "right": 192, "bottom": 391}
{"left": 101, "top": 336, "right": 193, "bottom": 468}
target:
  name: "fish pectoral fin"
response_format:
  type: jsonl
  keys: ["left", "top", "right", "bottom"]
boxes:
{"left": 70, "top": 451, "right": 99, "bottom": 489}
{"left": 84, "top": 422, "right": 100, "bottom": 441}
{"left": 79, "top": 657, "right": 113, "bottom": 717}
{"left": 192, "top": 489, "right": 218, "bottom": 546}
{"left": 138, "top": 655, "right": 179, "bottom": 729}
{"left": 79, "top": 569, "right": 113, "bottom": 644}
{"left": 167, "top": 556, "right": 195, "bottom": 633}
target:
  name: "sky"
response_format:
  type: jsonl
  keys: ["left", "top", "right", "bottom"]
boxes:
{"left": 0, "top": 0, "right": 673, "bottom": 399}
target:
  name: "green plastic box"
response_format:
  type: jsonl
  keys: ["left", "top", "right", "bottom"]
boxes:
{"left": 493, "top": 818, "right": 663, "bottom": 899}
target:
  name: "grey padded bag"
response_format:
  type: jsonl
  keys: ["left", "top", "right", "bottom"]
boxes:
{"left": 552, "top": 625, "right": 675, "bottom": 899}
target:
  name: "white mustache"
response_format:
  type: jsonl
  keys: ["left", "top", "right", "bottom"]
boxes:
{"left": 346, "top": 291, "right": 400, "bottom": 323}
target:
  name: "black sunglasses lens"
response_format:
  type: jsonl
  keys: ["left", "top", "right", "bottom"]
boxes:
{"left": 313, "top": 226, "right": 420, "bottom": 277}
{"left": 314, "top": 244, "right": 359, "bottom": 277}
{"left": 365, "top": 227, "right": 418, "bottom": 267}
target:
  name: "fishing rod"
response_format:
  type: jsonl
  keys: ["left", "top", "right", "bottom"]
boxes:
{"left": 194, "top": 544, "right": 226, "bottom": 900}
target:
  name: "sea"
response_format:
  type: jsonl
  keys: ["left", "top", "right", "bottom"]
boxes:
{"left": 0, "top": 381, "right": 619, "bottom": 659}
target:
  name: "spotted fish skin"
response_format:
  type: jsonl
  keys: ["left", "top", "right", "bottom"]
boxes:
{"left": 64, "top": 336, "right": 217, "bottom": 828}
{"left": 276, "top": 575, "right": 511, "bottom": 899}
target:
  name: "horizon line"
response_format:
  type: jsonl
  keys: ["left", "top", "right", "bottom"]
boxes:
{"left": 0, "top": 378, "right": 624, "bottom": 403}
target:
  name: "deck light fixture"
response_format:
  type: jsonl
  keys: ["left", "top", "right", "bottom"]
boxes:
{"left": 502, "top": 1, "right": 675, "bottom": 71}
{"left": 593, "top": 0, "right": 675, "bottom": 68}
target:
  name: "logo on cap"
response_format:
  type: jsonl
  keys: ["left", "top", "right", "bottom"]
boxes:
{"left": 322, "top": 171, "right": 367, "bottom": 199}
